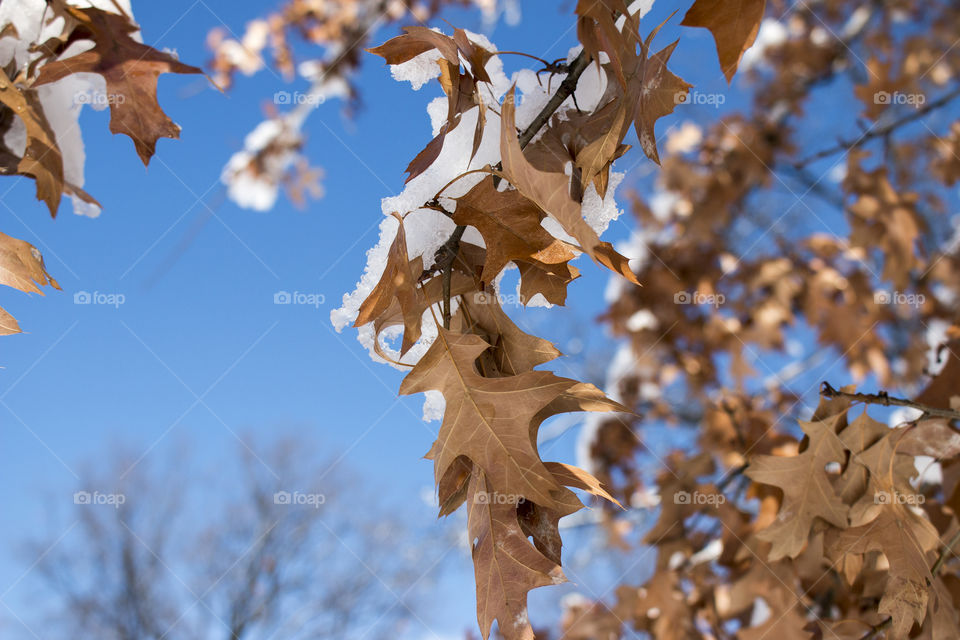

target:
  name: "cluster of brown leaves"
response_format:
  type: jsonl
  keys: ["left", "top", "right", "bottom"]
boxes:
{"left": 566, "top": 389, "right": 960, "bottom": 640}
{"left": 0, "top": 2, "right": 199, "bottom": 334}
{"left": 349, "top": 1, "right": 780, "bottom": 637}
{"left": 568, "top": 0, "right": 960, "bottom": 638}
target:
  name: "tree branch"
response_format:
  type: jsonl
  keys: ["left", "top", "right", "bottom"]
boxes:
{"left": 820, "top": 382, "right": 960, "bottom": 421}
{"left": 517, "top": 50, "right": 592, "bottom": 148}
{"left": 796, "top": 85, "right": 960, "bottom": 168}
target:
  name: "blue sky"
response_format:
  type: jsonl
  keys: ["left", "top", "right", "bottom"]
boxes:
{"left": 0, "top": 1, "right": 771, "bottom": 637}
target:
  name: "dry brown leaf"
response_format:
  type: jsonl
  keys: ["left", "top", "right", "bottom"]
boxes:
{"left": 499, "top": 88, "right": 640, "bottom": 285}
{"left": 400, "top": 327, "right": 575, "bottom": 509}
{"left": 0, "top": 230, "right": 60, "bottom": 336}
{"left": 367, "top": 26, "right": 460, "bottom": 67}
{"left": 0, "top": 69, "right": 64, "bottom": 215}
{"left": 467, "top": 465, "right": 564, "bottom": 640}
{"left": 830, "top": 502, "right": 939, "bottom": 638}
{"left": 746, "top": 415, "right": 849, "bottom": 560}
{"left": 454, "top": 293, "right": 561, "bottom": 375}
{"left": 629, "top": 39, "right": 692, "bottom": 164}
{"left": 452, "top": 176, "right": 576, "bottom": 285}
{"left": 354, "top": 214, "right": 425, "bottom": 356}
{"left": 681, "top": 0, "right": 767, "bottom": 82}
{"left": 514, "top": 259, "right": 580, "bottom": 306}
{"left": 34, "top": 6, "right": 203, "bottom": 165}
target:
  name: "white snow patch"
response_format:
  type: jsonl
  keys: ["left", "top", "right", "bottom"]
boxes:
{"left": 582, "top": 171, "right": 625, "bottom": 234}
{"left": 689, "top": 539, "right": 723, "bottom": 566}
{"left": 750, "top": 598, "right": 772, "bottom": 626}
{"left": 626, "top": 309, "right": 658, "bottom": 332}
{"left": 914, "top": 455, "right": 943, "bottom": 486}
{"left": 740, "top": 19, "right": 788, "bottom": 71}
{"left": 390, "top": 48, "right": 444, "bottom": 91}
{"left": 925, "top": 318, "right": 951, "bottom": 376}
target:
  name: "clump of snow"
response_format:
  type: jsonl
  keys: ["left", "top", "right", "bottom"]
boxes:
{"left": 380, "top": 106, "right": 501, "bottom": 223}
{"left": 664, "top": 121, "right": 703, "bottom": 155}
{"left": 222, "top": 119, "right": 297, "bottom": 211}
{"left": 750, "top": 598, "right": 772, "bottom": 627}
{"left": 626, "top": 309, "right": 658, "bottom": 332}
{"left": 426, "top": 96, "right": 448, "bottom": 136}
{"left": 628, "top": 0, "right": 656, "bottom": 18}
{"left": 223, "top": 66, "right": 348, "bottom": 210}
{"left": 616, "top": 0, "right": 657, "bottom": 31}
{"left": 213, "top": 19, "right": 269, "bottom": 76}
{"left": 390, "top": 48, "right": 444, "bottom": 90}
{"left": 914, "top": 456, "right": 943, "bottom": 486}
{"left": 889, "top": 406, "right": 924, "bottom": 427}
{"left": 689, "top": 539, "right": 723, "bottom": 566}
{"left": 581, "top": 171, "right": 625, "bottom": 234}
{"left": 842, "top": 6, "right": 873, "bottom": 38}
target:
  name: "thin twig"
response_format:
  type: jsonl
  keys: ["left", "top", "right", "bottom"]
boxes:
{"left": 820, "top": 382, "right": 960, "bottom": 421}
{"left": 438, "top": 225, "right": 466, "bottom": 329}
{"left": 931, "top": 528, "right": 960, "bottom": 576}
{"left": 518, "top": 50, "right": 591, "bottom": 148}
{"left": 796, "top": 85, "right": 960, "bottom": 167}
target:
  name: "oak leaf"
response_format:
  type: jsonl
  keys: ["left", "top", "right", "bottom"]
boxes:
{"left": 681, "top": 0, "right": 767, "bottom": 82}
{"left": 454, "top": 293, "right": 561, "bottom": 375}
{"left": 452, "top": 177, "right": 576, "bottom": 285}
{"left": 34, "top": 6, "right": 202, "bottom": 165}
{"left": 0, "top": 231, "right": 60, "bottom": 335}
{"left": 467, "top": 466, "right": 564, "bottom": 640}
{"left": 354, "top": 214, "right": 425, "bottom": 356}
{"left": 400, "top": 327, "right": 575, "bottom": 509}
{"left": 0, "top": 70, "right": 63, "bottom": 215}
{"left": 627, "top": 39, "right": 692, "bottom": 164}
{"left": 367, "top": 26, "right": 460, "bottom": 67}
{"left": 829, "top": 502, "right": 939, "bottom": 638}
{"left": 746, "top": 416, "right": 849, "bottom": 560}
{"left": 835, "top": 412, "right": 892, "bottom": 503}
{"left": 514, "top": 259, "right": 580, "bottom": 306}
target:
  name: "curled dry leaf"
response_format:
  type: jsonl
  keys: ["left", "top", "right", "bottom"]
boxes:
{"left": 0, "top": 231, "right": 60, "bottom": 336}
{"left": 467, "top": 465, "right": 564, "bottom": 640}
{"left": 499, "top": 88, "right": 640, "bottom": 285}
{"left": 0, "top": 69, "right": 64, "bottom": 216}
{"left": 452, "top": 176, "right": 576, "bottom": 286}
